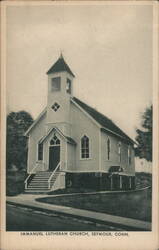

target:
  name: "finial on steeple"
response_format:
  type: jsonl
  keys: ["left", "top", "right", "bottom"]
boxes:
{"left": 60, "top": 50, "right": 63, "bottom": 59}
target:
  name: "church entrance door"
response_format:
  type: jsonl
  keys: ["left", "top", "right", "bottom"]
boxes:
{"left": 49, "top": 146, "right": 60, "bottom": 171}
{"left": 49, "top": 135, "right": 60, "bottom": 171}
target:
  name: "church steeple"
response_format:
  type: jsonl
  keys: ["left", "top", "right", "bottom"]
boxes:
{"left": 47, "top": 55, "right": 75, "bottom": 77}
{"left": 46, "top": 55, "right": 75, "bottom": 136}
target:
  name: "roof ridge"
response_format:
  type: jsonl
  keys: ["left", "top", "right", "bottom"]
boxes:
{"left": 24, "top": 107, "right": 47, "bottom": 136}
{"left": 73, "top": 96, "right": 114, "bottom": 123}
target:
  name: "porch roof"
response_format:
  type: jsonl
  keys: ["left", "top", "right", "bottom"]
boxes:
{"left": 39, "top": 127, "right": 76, "bottom": 145}
{"left": 108, "top": 166, "right": 123, "bottom": 173}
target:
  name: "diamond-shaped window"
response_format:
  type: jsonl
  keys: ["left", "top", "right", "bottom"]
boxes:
{"left": 51, "top": 102, "right": 60, "bottom": 112}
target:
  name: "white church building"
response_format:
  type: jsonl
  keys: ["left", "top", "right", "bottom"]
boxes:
{"left": 25, "top": 55, "right": 136, "bottom": 192}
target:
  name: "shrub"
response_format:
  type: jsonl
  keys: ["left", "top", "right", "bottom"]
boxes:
{"left": 6, "top": 171, "right": 26, "bottom": 196}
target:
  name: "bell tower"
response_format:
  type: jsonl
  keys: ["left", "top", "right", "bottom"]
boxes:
{"left": 46, "top": 54, "right": 75, "bottom": 136}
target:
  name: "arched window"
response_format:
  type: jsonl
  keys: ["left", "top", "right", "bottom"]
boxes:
{"left": 38, "top": 142, "right": 43, "bottom": 161}
{"left": 81, "top": 135, "right": 89, "bottom": 159}
{"left": 128, "top": 146, "right": 131, "bottom": 165}
{"left": 50, "top": 134, "right": 60, "bottom": 146}
{"left": 118, "top": 142, "right": 121, "bottom": 163}
{"left": 107, "top": 138, "right": 110, "bottom": 160}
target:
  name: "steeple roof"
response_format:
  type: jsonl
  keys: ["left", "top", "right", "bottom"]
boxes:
{"left": 47, "top": 55, "right": 75, "bottom": 77}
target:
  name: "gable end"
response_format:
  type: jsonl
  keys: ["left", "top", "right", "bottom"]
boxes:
{"left": 72, "top": 97, "right": 135, "bottom": 144}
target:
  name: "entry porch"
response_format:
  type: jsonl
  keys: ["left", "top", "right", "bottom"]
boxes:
{"left": 25, "top": 127, "right": 76, "bottom": 192}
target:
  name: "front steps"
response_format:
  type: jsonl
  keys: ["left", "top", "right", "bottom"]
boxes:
{"left": 25, "top": 171, "right": 60, "bottom": 192}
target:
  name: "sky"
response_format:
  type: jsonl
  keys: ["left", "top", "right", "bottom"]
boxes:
{"left": 6, "top": 3, "right": 153, "bottom": 140}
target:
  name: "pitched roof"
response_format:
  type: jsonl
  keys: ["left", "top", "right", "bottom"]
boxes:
{"left": 24, "top": 107, "right": 47, "bottom": 136}
{"left": 72, "top": 97, "right": 134, "bottom": 144}
{"left": 47, "top": 55, "right": 75, "bottom": 77}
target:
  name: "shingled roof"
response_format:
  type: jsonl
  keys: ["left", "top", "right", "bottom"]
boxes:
{"left": 72, "top": 97, "right": 134, "bottom": 144}
{"left": 47, "top": 55, "right": 75, "bottom": 77}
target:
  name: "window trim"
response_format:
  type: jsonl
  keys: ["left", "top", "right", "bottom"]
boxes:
{"left": 128, "top": 145, "right": 131, "bottom": 165}
{"left": 37, "top": 142, "right": 43, "bottom": 161}
{"left": 51, "top": 77, "right": 61, "bottom": 92}
{"left": 107, "top": 137, "right": 111, "bottom": 161}
{"left": 118, "top": 141, "right": 121, "bottom": 163}
{"left": 66, "top": 78, "right": 72, "bottom": 94}
{"left": 80, "top": 135, "right": 91, "bottom": 160}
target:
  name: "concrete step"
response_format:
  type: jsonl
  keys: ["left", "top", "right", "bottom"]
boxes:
{"left": 28, "top": 183, "right": 49, "bottom": 186}
{"left": 28, "top": 182, "right": 49, "bottom": 185}
{"left": 28, "top": 186, "right": 49, "bottom": 188}
{"left": 31, "top": 180, "right": 48, "bottom": 183}
{"left": 27, "top": 188, "right": 49, "bottom": 190}
{"left": 35, "top": 174, "right": 52, "bottom": 176}
{"left": 33, "top": 175, "right": 51, "bottom": 176}
{"left": 35, "top": 175, "right": 52, "bottom": 178}
{"left": 35, "top": 173, "right": 52, "bottom": 176}
{"left": 32, "top": 178, "right": 50, "bottom": 180}
{"left": 34, "top": 176, "right": 51, "bottom": 178}
{"left": 32, "top": 176, "right": 50, "bottom": 178}
{"left": 26, "top": 170, "right": 61, "bottom": 192}
{"left": 29, "top": 181, "right": 49, "bottom": 183}
{"left": 37, "top": 171, "right": 52, "bottom": 173}
{"left": 28, "top": 184, "right": 49, "bottom": 187}
{"left": 28, "top": 188, "right": 49, "bottom": 190}
{"left": 28, "top": 181, "right": 57, "bottom": 186}
{"left": 25, "top": 190, "right": 49, "bottom": 193}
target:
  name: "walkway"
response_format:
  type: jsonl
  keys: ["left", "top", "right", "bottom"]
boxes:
{"left": 6, "top": 194, "right": 151, "bottom": 231}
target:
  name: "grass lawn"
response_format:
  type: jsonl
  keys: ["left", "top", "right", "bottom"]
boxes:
{"left": 37, "top": 188, "right": 152, "bottom": 222}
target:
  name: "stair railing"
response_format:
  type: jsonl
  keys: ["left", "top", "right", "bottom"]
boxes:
{"left": 24, "top": 164, "right": 38, "bottom": 189}
{"left": 48, "top": 162, "right": 61, "bottom": 189}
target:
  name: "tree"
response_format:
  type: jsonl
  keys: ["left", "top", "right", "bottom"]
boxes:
{"left": 135, "top": 105, "right": 152, "bottom": 162}
{"left": 6, "top": 111, "right": 34, "bottom": 171}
